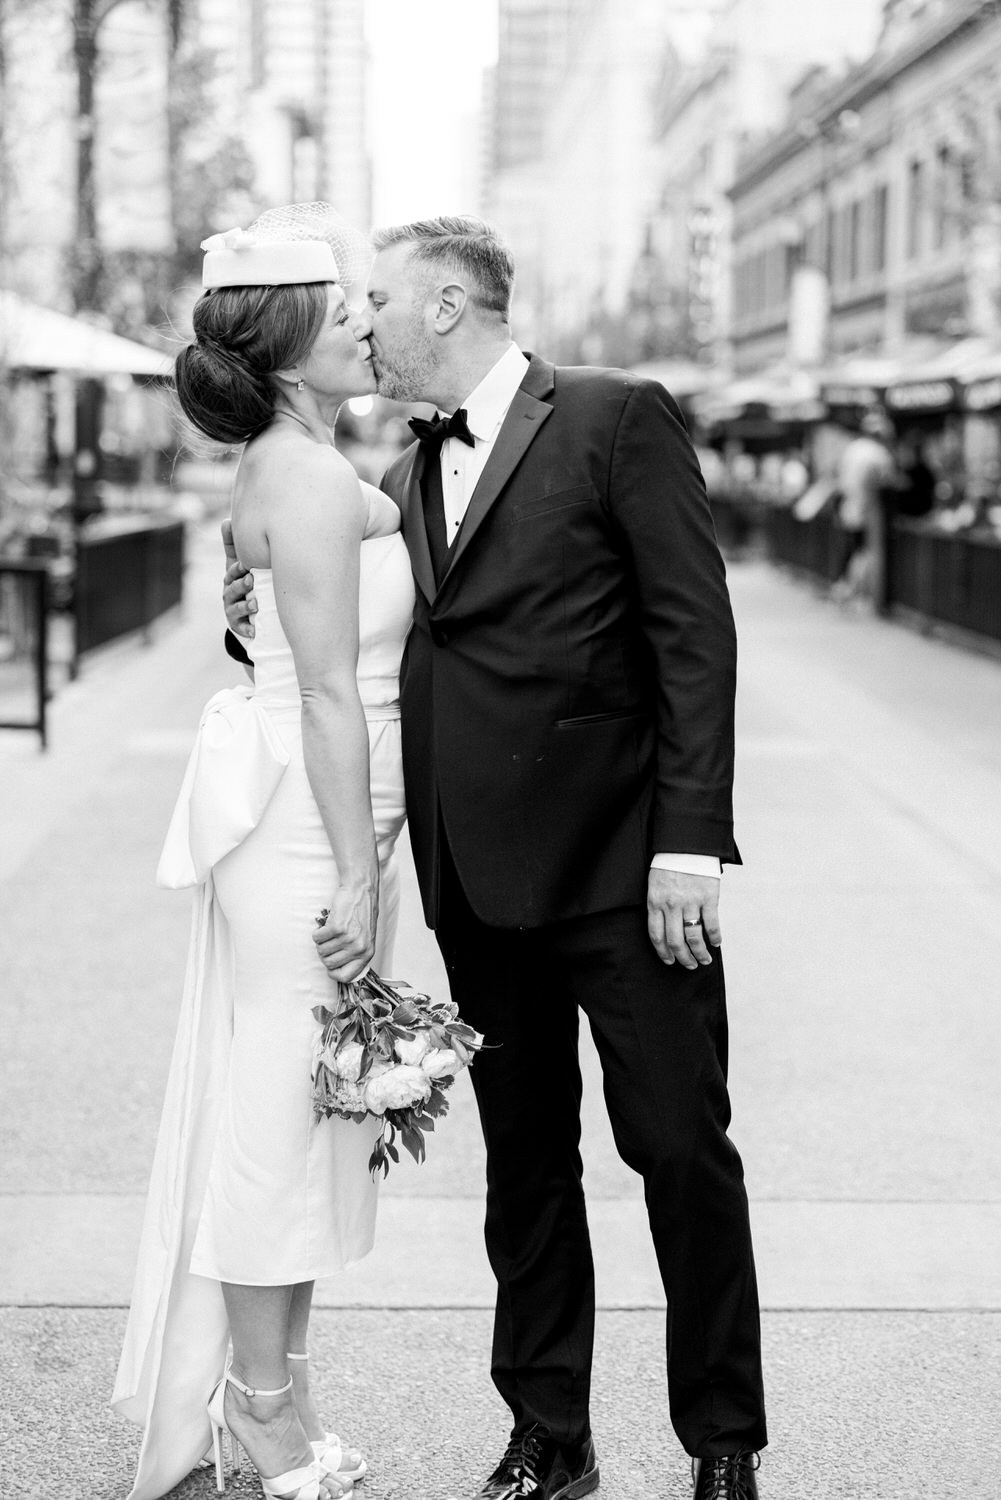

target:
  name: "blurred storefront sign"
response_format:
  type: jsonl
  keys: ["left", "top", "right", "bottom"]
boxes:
{"left": 963, "top": 375, "right": 1001, "bottom": 412}
{"left": 821, "top": 384, "right": 882, "bottom": 409}
{"left": 885, "top": 378, "right": 960, "bottom": 414}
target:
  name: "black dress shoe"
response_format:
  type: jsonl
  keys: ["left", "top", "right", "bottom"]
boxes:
{"left": 476, "top": 1424, "right": 599, "bottom": 1500}
{"left": 692, "top": 1452, "right": 760, "bottom": 1499}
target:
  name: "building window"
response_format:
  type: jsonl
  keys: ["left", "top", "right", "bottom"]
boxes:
{"left": 908, "top": 158, "right": 925, "bottom": 258}
{"left": 829, "top": 204, "right": 849, "bottom": 287}
{"left": 960, "top": 154, "right": 977, "bottom": 218}
{"left": 934, "top": 144, "right": 951, "bottom": 250}
{"left": 805, "top": 218, "right": 823, "bottom": 272}
{"left": 873, "top": 184, "right": 888, "bottom": 273}
{"left": 768, "top": 242, "right": 784, "bottom": 309}
{"left": 849, "top": 200, "right": 862, "bottom": 282}
{"left": 824, "top": 204, "right": 837, "bottom": 281}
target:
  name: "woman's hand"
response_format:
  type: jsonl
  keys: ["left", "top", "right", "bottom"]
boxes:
{"left": 221, "top": 518, "right": 257, "bottom": 639}
{"left": 313, "top": 879, "right": 379, "bottom": 982}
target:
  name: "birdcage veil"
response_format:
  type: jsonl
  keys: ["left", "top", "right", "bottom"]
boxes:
{"left": 247, "top": 202, "right": 372, "bottom": 291}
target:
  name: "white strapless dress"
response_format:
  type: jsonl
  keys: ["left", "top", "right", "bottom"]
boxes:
{"left": 112, "top": 526, "right": 414, "bottom": 1500}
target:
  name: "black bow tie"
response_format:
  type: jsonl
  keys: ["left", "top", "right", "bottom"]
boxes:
{"left": 408, "top": 408, "right": 475, "bottom": 452}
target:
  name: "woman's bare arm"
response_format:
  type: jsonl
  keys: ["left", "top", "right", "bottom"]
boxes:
{"left": 261, "top": 443, "right": 378, "bottom": 981}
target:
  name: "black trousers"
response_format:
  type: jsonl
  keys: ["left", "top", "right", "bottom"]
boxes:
{"left": 434, "top": 847, "right": 767, "bottom": 1459}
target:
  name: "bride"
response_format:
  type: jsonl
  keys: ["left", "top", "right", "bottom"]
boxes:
{"left": 112, "top": 206, "right": 413, "bottom": 1500}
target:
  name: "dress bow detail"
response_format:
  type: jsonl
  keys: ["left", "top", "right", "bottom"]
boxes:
{"left": 408, "top": 408, "right": 475, "bottom": 452}
{"left": 156, "top": 686, "right": 290, "bottom": 889}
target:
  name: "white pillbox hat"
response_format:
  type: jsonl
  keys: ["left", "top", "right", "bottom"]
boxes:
{"left": 200, "top": 227, "right": 339, "bottom": 289}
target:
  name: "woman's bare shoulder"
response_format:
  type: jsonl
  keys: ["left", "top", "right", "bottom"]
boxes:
{"left": 233, "top": 431, "right": 364, "bottom": 564}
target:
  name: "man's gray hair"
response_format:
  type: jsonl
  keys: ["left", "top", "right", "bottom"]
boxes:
{"left": 372, "top": 215, "right": 514, "bottom": 318}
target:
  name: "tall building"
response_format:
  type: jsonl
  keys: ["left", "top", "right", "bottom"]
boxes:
{"left": 487, "top": 0, "right": 679, "bottom": 351}
{"left": 492, "top": 0, "right": 574, "bottom": 172}
{"left": 194, "top": 0, "right": 370, "bottom": 228}
{"left": 484, "top": 0, "right": 576, "bottom": 343}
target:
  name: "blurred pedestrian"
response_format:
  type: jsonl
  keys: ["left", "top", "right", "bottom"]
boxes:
{"left": 889, "top": 433, "right": 936, "bottom": 519}
{"left": 833, "top": 410, "right": 896, "bottom": 605}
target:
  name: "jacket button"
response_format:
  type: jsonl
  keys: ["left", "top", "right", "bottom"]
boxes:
{"left": 431, "top": 623, "right": 449, "bottom": 647}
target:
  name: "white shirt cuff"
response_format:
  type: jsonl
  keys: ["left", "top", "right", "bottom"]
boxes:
{"left": 651, "top": 853, "right": 722, "bottom": 878}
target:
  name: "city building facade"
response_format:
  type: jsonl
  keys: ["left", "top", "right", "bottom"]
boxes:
{"left": 728, "top": 0, "right": 1001, "bottom": 375}
{"left": 646, "top": 0, "right": 884, "bottom": 371}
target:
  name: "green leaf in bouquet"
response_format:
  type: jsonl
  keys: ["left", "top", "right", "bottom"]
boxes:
{"left": 423, "top": 1086, "right": 452, "bottom": 1119}
{"left": 368, "top": 1138, "right": 391, "bottom": 1179}
{"left": 399, "top": 1121, "right": 427, "bottom": 1165}
{"left": 391, "top": 999, "right": 421, "bottom": 1026}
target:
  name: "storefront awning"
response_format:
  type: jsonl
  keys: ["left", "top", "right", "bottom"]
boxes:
{"left": 0, "top": 291, "right": 171, "bottom": 377}
{"left": 692, "top": 367, "right": 824, "bottom": 426}
{"left": 818, "top": 354, "right": 902, "bottom": 408}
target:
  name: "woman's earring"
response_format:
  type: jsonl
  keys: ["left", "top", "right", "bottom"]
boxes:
{"left": 296, "top": 377, "right": 305, "bottom": 392}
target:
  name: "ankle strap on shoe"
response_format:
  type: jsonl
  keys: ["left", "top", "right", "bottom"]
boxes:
{"left": 286, "top": 1351, "right": 309, "bottom": 1361}
{"left": 226, "top": 1369, "right": 294, "bottom": 1398}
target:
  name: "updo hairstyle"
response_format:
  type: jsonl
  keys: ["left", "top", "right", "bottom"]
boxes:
{"left": 175, "top": 281, "right": 329, "bottom": 445}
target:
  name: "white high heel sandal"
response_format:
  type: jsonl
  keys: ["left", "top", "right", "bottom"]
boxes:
{"left": 207, "top": 1366, "right": 348, "bottom": 1499}
{"left": 287, "top": 1351, "right": 368, "bottom": 1482}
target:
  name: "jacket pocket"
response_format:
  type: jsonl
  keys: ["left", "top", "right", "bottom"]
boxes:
{"left": 555, "top": 707, "right": 650, "bottom": 729}
{"left": 512, "top": 483, "right": 597, "bottom": 521}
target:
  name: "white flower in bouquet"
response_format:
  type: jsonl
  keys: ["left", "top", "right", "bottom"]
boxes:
{"left": 422, "top": 1047, "right": 459, "bottom": 1080}
{"left": 394, "top": 1032, "right": 431, "bottom": 1066}
{"left": 332, "top": 1040, "right": 365, "bottom": 1082}
{"left": 362, "top": 1064, "right": 432, "bottom": 1115}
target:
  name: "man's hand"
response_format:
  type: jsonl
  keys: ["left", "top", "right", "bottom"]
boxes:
{"left": 647, "top": 869, "right": 721, "bottom": 970}
{"left": 221, "top": 518, "right": 257, "bottom": 639}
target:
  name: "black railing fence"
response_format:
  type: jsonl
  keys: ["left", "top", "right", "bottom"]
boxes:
{"left": 886, "top": 520, "right": 1001, "bottom": 643}
{"left": 759, "top": 505, "right": 852, "bottom": 584}
{"left": 713, "top": 493, "right": 1001, "bottom": 649}
{"left": 0, "top": 561, "right": 49, "bottom": 747}
{"left": 74, "top": 518, "right": 185, "bottom": 669}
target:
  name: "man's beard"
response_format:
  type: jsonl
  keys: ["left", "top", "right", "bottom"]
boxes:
{"left": 374, "top": 313, "right": 440, "bottom": 402}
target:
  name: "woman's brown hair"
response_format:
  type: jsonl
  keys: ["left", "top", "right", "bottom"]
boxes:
{"left": 175, "top": 281, "right": 329, "bottom": 445}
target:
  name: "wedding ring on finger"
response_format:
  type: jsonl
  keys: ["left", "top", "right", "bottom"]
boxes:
{"left": 682, "top": 918, "right": 702, "bottom": 930}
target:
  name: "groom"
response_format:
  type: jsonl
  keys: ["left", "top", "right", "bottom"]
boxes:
{"left": 226, "top": 216, "right": 766, "bottom": 1500}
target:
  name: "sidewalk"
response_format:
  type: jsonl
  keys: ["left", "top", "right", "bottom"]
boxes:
{"left": 1, "top": 533, "right": 1000, "bottom": 1498}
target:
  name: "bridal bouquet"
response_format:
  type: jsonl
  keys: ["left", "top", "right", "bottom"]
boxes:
{"left": 311, "top": 913, "right": 485, "bottom": 1178}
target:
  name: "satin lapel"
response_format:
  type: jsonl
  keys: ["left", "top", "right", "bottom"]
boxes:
{"left": 442, "top": 374, "right": 554, "bottom": 583}
{"left": 394, "top": 443, "right": 437, "bottom": 605}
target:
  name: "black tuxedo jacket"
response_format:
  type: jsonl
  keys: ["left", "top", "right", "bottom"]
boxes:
{"left": 381, "top": 354, "right": 739, "bottom": 931}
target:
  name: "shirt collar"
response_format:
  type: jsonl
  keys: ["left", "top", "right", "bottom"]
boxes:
{"left": 458, "top": 344, "right": 530, "bottom": 443}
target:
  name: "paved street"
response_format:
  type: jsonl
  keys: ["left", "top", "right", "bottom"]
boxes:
{"left": 1, "top": 525, "right": 1000, "bottom": 1499}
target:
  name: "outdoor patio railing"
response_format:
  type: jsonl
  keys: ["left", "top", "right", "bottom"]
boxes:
{"left": 73, "top": 517, "right": 185, "bottom": 672}
{"left": 0, "top": 561, "right": 49, "bottom": 747}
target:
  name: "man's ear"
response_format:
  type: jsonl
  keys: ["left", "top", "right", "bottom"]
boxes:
{"left": 430, "top": 281, "right": 467, "bottom": 334}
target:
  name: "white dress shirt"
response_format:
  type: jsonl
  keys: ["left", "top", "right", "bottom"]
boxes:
{"left": 437, "top": 343, "right": 721, "bottom": 882}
